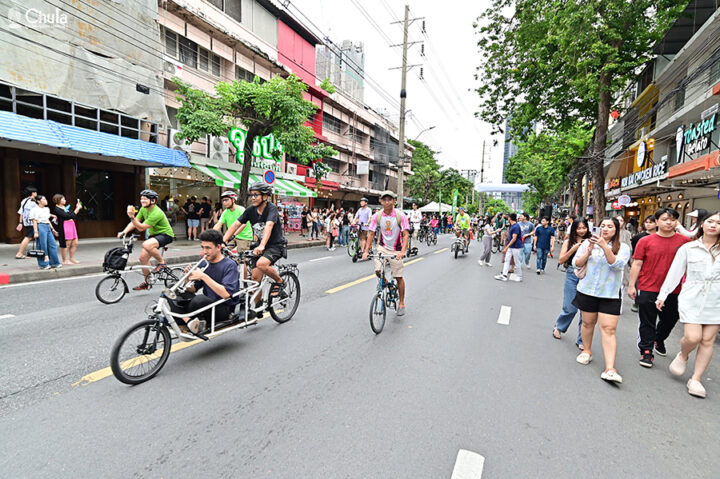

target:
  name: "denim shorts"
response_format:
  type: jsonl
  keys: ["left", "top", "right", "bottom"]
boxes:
{"left": 187, "top": 219, "right": 200, "bottom": 228}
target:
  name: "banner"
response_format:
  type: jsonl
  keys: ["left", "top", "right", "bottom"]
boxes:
{"left": 228, "top": 127, "right": 283, "bottom": 171}
{"left": 451, "top": 189, "right": 458, "bottom": 221}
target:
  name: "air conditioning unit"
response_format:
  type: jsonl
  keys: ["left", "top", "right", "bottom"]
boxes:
{"left": 286, "top": 163, "right": 297, "bottom": 175}
{"left": 208, "top": 135, "right": 230, "bottom": 162}
{"left": 163, "top": 58, "right": 183, "bottom": 78}
{"left": 168, "top": 128, "right": 191, "bottom": 153}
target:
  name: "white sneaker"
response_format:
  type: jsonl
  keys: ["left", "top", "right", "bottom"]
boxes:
{"left": 687, "top": 379, "right": 706, "bottom": 398}
{"left": 494, "top": 274, "right": 508, "bottom": 282}
{"left": 576, "top": 352, "right": 593, "bottom": 365}
{"left": 601, "top": 369, "right": 623, "bottom": 384}
{"left": 509, "top": 275, "right": 522, "bottom": 282}
{"left": 485, "top": 262, "right": 492, "bottom": 267}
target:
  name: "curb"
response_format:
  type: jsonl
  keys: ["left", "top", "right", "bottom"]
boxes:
{"left": 1, "top": 240, "right": 324, "bottom": 286}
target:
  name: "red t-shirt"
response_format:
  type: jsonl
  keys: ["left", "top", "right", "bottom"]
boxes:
{"left": 633, "top": 233, "right": 690, "bottom": 294}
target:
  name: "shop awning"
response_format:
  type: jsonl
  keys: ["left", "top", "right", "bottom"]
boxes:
{"left": 191, "top": 164, "right": 317, "bottom": 198}
{"left": 0, "top": 110, "right": 190, "bottom": 167}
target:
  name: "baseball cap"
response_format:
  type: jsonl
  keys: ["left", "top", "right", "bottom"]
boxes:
{"left": 380, "top": 190, "right": 397, "bottom": 199}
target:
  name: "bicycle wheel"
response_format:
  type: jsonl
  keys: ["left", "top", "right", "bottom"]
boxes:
{"left": 491, "top": 239, "right": 500, "bottom": 254}
{"left": 95, "top": 274, "right": 128, "bottom": 304}
{"left": 269, "top": 271, "right": 301, "bottom": 323}
{"left": 347, "top": 238, "right": 357, "bottom": 257}
{"left": 164, "top": 267, "right": 184, "bottom": 287}
{"left": 110, "top": 319, "right": 171, "bottom": 385}
{"left": 454, "top": 246, "right": 459, "bottom": 259}
{"left": 369, "top": 291, "right": 386, "bottom": 334}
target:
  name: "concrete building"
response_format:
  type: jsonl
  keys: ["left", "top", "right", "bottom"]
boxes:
{"left": 316, "top": 40, "right": 365, "bottom": 103}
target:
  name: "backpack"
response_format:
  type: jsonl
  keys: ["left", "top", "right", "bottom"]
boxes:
{"left": 103, "top": 246, "right": 131, "bottom": 271}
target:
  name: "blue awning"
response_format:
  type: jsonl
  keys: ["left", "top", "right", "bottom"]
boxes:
{"left": 0, "top": 110, "right": 190, "bottom": 167}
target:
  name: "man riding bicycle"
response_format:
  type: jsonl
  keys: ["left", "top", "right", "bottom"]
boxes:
{"left": 223, "top": 182, "right": 286, "bottom": 318}
{"left": 214, "top": 191, "right": 253, "bottom": 251}
{"left": 361, "top": 190, "right": 410, "bottom": 316}
{"left": 118, "top": 189, "right": 175, "bottom": 290}
{"left": 455, "top": 207, "right": 471, "bottom": 250}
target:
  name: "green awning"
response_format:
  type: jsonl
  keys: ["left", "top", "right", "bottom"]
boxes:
{"left": 191, "top": 163, "right": 317, "bottom": 198}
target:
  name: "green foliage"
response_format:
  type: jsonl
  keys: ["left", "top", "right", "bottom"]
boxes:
{"left": 173, "top": 74, "right": 337, "bottom": 200}
{"left": 319, "top": 78, "right": 336, "bottom": 94}
{"left": 484, "top": 198, "right": 513, "bottom": 216}
{"left": 406, "top": 140, "right": 475, "bottom": 206}
{"left": 504, "top": 124, "right": 593, "bottom": 212}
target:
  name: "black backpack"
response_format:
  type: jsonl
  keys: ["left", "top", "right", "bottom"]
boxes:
{"left": 103, "top": 247, "right": 131, "bottom": 271}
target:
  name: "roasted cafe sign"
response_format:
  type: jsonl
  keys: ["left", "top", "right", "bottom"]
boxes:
{"left": 621, "top": 159, "right": 667, "bottom": 188}
{"left": 677, "top": 110, "right": 717, "bottom": 163}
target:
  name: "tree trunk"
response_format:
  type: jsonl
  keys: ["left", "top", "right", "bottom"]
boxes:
{"left": 574, "top": 175, "right": 584, "bottom": 216}
{"left": 591, "top": 73, "right": 611, "bottom": 222}
{"left": 239, "top": 124, "right": 264, "bottom": 204}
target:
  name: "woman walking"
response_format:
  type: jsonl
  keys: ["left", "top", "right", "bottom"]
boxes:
{"left": 15, "top": 186, "right": 38, "bottom": 259}
{"left": 572, "top": 217, "right": 631, "bottom": 383}
{"left": 553, "top": 218, "right": 592, "bottom": 348}
{"left": 478, "top": 214, "right": 499, "bottom": 267}
{"left": 325, "top": 212, "right": 338, "bottom": 251}
{"left": 52, "top": 194, "right": 82, "bottom": 264}
{"left": 310, "top": 208, "right": 320, "bottom": 240}
{"left": 656, "top": 212, "right": 720, "bottom": 398}
{"left": 30, "top": 195, "right": 62, "bottom": 270}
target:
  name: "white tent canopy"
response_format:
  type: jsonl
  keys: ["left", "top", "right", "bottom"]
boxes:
{"left": 419, "top": 201, "right": 452, "bottom": 213}
{"left": 475, "top": 183, "right": 531, "bottom": 193}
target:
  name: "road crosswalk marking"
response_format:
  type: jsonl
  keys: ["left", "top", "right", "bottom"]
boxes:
{"left": 497, "top": 305, "right": 511, "bottom": 325}
{"left": 451, "top": 449, "right": 485, "bottom": 478}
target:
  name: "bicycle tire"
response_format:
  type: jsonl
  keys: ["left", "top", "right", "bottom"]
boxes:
{"left": 110, "top": 319, "right": 171, "bottom": 385}
{"left": 269, "top": 271, "right": 301, "bottom": 323}
{"left": 95, "top": 274, "right": 128, "bottom": 304}
{"left": 454, "top": 246, "right": 459, "bottom": 259}
{"left": 163, "top": 267, "right": 184, "bottom": 287}
{"left": 347, "top": 238, "right": 357, "bottom": 257}
{"left": 369, "top": 291, "right": 386, "bottom": 334}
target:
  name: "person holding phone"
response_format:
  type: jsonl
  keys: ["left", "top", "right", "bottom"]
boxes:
{"left": 51, "top": 194, "right": 82, "bottom": 264}
{"left": 572, "top": 217, "right": 632, "bottom": 384}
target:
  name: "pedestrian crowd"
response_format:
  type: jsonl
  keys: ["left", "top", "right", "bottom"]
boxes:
{"left": 477, "top": 208, "right": 720, "bottom": 397}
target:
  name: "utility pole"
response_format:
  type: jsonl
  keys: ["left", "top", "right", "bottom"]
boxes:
{"left": 390, "top": 5, "right": 423, "bottom": 209}
{"left": 480, "top": 140, "right": 486, "bottom": 214}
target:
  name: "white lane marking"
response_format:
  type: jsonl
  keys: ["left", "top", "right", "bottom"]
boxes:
{"left": 0, "top": 314, "right": 16, "bottom": 320}
{"left": 451, "top": 449, "right": 485, "bottom": 479}
{"left": 497, "top": 305, "right": 511, "bottom": 325}
{"left": 309, "top": 256, "right": 332, "bottom": 262}
{"left": 0, "top": 273, "right": 107, "bottom": 289}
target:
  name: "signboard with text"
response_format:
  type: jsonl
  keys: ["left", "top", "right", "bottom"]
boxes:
{"left": 621, "top": 159, "right": 667, "bottom": 188}
{"left": 228, "top": 128, "right": 283, "bottom": 172}
{"left": 677, "top": 110, "right": 717, "bottom": 163}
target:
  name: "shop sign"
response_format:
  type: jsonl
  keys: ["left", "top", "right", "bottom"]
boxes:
{"left": 612, "top": 201, "right": 622, "bottom": 210}
{"left": 604, "top": 177, "right": 620, "bottom": 190}
{"left": 618, "top": 195, "right": 631, "bottom": 206}
{"left": 679, "top": 112, "right": 717, "bottom": 160}
{"left": 621, "top": 159, "right": 667, "bottom": 188}
{"left": 228, "top": 128, "right": 283, "bottom": 171}
{"left": 636, "top": 141, "right": 647, "bottom": 168}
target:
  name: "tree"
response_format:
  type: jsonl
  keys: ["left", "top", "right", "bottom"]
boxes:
{"left": 484, "top": 198, "right": 513, "bottom": 216}
{"left": 475, "top": 0, "right": 688, "bottom": 219}
{"left": 504, "top": 124, "right": 593, "bottom": 212}
{"left": 406, "top": 140, "right": 475, "bottom": 206}
{"left": 173, "top": 74, "right": 337, "bottom": 202}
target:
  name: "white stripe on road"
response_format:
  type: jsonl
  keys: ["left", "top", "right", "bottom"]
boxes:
{"left": 0, "top": 314, "right": 16, "bottom": 320}
{"left": 309, "top": 256, "right": 332, "bottom": 262}
{"left": 0, "top": 273, "right": 107, "bottom": 289}
{"left": 451, "top": 449, "right": 485, "bottom": 479}
{"left": 497, "top": 305, "right": 511, "bottom": 325}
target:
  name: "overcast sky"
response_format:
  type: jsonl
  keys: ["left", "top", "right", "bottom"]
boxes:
{"left": 288, "top": 0, "right": 505, "bottom": 184}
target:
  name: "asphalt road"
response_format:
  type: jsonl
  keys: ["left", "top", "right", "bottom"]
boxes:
{"left": 1, "top": 234, "right": 718, "bottom": 478}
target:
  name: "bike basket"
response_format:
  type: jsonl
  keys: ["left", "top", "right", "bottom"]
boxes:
{"left": 103, "top": 247, "right": 130, "bottom": 271}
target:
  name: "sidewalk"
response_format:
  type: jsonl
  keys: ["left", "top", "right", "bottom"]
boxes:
{"left": 0, "top": 232, "right": 324, "bottom": 285}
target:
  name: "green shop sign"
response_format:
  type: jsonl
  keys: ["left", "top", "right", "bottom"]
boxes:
{"left": 681, "top": 112, "right": 716, "bottom": 158}
{"left": 228, "top": 127, "right": 283, "bottom": 171}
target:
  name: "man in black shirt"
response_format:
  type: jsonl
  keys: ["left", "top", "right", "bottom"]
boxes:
{"left": 224, "top": 182, "right": 286, "bottom": 312}
{"left": 182, "top": 196, "right": 199, "bottom": 240}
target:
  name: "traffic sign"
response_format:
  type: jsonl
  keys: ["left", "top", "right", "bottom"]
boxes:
{"left": 263, "top": 170, "right": 275, "bottom": 184}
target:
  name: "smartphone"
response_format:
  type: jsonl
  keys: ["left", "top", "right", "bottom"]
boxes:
{"left": 591, "top": 226, "right": 600, "bottom": 236}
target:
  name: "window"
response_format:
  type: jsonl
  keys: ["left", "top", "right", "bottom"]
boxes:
{"left": 199, "top": 49, "right": 222, "bottom": 76}
{"left": 323, "top": 157, "right": 341, "bottom": 173}
{"left": 225, "top": 0, "right": 241, "bottom": 23}
{"left": 711, "top": 61, "right": 720, "bottom": 85}
{"left": 164, "top": 29, "right": 177, "bottom": 58}
{"left": 674, "top": 85, "right": 685, "bottom": 111}
{"left": 236, "top": 65, "right": 255, "bottom": 82}
{"left": 163, "top": 28, "right": 221, "bottom": 76}
{"left": 76, "top": 169, "right": 115, "bottom": 221}
{"left": 179, "top": 37, "right": 198, "bottom": 68}
{"left": 348, "top": 126, "right": 364, "bottom": 143}
{"left": 323, "top": 113, "right": 342, "bottom": 135}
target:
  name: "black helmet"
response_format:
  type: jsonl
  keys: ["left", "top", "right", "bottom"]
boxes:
{"left": 221, "top": 191, "right": 238, "bottom": 200}
{"left": 249, "top": 182, "right": 273, "bottom": 196}
{"left": 140, "top": 189, "right": 158, "bottom": 200}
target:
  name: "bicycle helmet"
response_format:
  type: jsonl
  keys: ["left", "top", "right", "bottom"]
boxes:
{"left": 140, "top": 189, "right": 158, "bottom": 200}
{"left": 221, "top": 191, "right": 238, "bottom": 200}
{"left": 249, "top": 181, "right": 273, "bottom": 196}
{"left": 360, "top": 197, "right": 369, "bottom": 203}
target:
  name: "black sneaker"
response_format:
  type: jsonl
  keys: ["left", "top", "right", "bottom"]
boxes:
{"left": 639, "top": 350, "right": 654, "bottom": 368}
{"left": 655, "top": 340, "right": 667, "bottom": 356}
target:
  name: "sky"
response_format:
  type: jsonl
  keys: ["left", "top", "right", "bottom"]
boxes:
{"left": 287, "top": 0, "right": 505, "bottom": 185}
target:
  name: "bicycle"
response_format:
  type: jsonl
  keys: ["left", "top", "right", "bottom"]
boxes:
{"left": 347, "top": 225, "right": 360, "bottom": 261}
{"left": 450, "top": 230, "right": 469, "bottom": 259}
{"left": 417, "top": 224, "right": 428, "bottom": 243}
{"left": 368, "top": 253, "right": 400, "bottom": 334}
{"left": 426, "top": 228, "right": 437, "bottom": 246}
{"left": 109, "top": 247, "right": 301, "bottom": 384}
{"left": 491, "top": 233, "right": 503, "bottom": 254}
{"left": 95, "top": 235, "right": 184, "bottom": 304}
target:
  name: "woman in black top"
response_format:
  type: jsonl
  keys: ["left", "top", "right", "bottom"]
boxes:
{"left": 52, "top": 194, "right": 82, "bottom": 264}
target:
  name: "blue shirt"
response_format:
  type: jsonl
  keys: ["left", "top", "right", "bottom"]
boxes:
{"left": 535, "top": 225, "right": 555, "bottom": 249}
{"left": 196, "top": 257, "right": 240, "bottom": 305}
{"left": 573, "top": 240, "right": 631, "bottom": 299}
{"left": 519, "top": 221, "right": 535, "bottom": 244}
{"left": 507, "top": 223, "right": 523, "bottom": 248}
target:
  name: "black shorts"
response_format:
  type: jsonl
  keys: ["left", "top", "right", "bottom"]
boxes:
{"left": 150, "top": 233, "right": 174, "bottom": 248}
{"left": 261, "top": 244, "right": 285, "bottom": 265}
{"left": 24, "top": 225, "right": 34, "bottom": 238}
{"left": 572, "top": 291, "right": 622, "bottom": 316}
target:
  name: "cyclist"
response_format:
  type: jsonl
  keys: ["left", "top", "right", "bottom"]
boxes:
{"left": 455, "top": 207, "right": 472, "bottom": 250}
{"left": 354, "top": 197, "right": 373, "bottom": 256}
{"left": 214, "top": 191, "right": 253, "bottom": 252}
{"left": 361, "top": 190, "right": 410, "bottom": 316}
{"left": 117, "top": 189, "right": 175, "bottom": 290}
{"left": 223, "top": 182, "right": 286, "bottom": 316}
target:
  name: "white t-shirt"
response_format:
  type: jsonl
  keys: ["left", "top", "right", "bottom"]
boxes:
{"left": 409, "top": 209, "right": 422, "bottom": 225}
{"left": 29, "top": 206, "right": 52, "bottom": 224}
{"left": 18, "top": 197, "right": 36, "bottom": 226}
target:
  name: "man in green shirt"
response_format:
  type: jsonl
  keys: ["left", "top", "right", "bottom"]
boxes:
{"left": 118, "top": 189, "right": 175, "bottom": 290}
{"left": 455, "top": 207, "right": 471, "bottom": 250}
{"left": 214, "top": 191, "right": 253, "bottom": 251}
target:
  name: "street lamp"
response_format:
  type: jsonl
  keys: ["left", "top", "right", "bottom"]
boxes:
{"left": 413, "top": 125, "right": 436, "bottom": 141}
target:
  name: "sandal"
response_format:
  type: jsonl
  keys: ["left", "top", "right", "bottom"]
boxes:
{"left": 269, "top": 282, "right": 288, "bottom": 299}
{"left": 552, "top": 328, "right": 562, "bottom": 340}
{"left": 15, "top": 254, "right": 26, "bottom": 259}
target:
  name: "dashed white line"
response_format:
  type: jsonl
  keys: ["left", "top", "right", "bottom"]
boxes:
{"left": 0, "top": 314, "right": 16, "bottom": 320}
{"left": 0, "top": 273, "right": 107, "bottom": 289}
{"left": 309, "top": 256, "right": 332, "bottom": 262}
{"left": 451, "top": 449, "right": 485, "bottom": 479}
{"left": 497, "top": 305, "right": 511, "bottom": 325}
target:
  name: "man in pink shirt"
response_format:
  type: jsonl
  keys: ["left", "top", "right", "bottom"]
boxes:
{"left": 362, "top": 190, "right": 410, "bottom": 315}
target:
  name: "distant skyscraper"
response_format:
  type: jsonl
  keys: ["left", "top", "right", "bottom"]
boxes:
{"left": 502, "top": 117, "right": 518, "bottom": 183}
{"left": 316, "top": 40, "right": 365, "bottom": 103}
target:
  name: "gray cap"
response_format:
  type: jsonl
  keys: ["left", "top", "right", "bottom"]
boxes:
{"left": 380, "top": 190, "right": 397, "bottom": 199}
